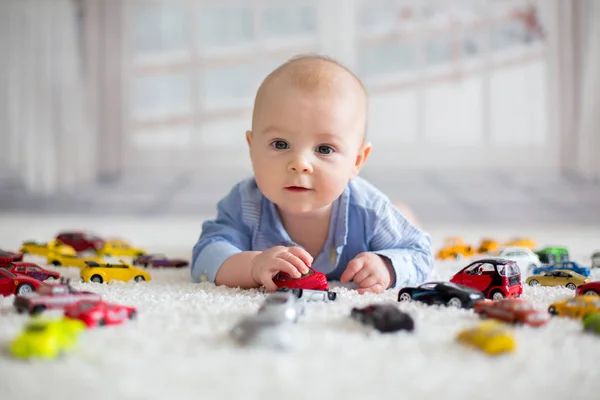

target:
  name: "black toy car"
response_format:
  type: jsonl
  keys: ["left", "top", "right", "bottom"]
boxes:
{"left": 276, "top": 287, "right": 337, "bottom": 302}
{"left": 397, "top": 281, "right": 485, "bottom": 309}
{"left": 350, "top": 304, "right": 414, "bottom": 333}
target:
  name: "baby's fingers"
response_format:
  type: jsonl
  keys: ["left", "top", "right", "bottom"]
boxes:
{"left": 260, "top": 275, "right": 279, "bottom": 292}
{"left": 276, "top": 252, "right": 307, "bottom": 277}
{"left": 357, "top": 283, "right": 385, "bottom": 295}
{"left": 340, "top": 258, "right": 364, "bottom": 283}
{"left": 357, "top": 275, "right": 379, "bottom": 289}
{"left": 287, "top": 246, "right": 313, "bottom": 271}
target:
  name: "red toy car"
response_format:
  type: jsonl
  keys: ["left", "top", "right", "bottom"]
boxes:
{"left": 0, "top": 268, "right": 43, "bottom": 296}
{"left": 56, "top": 231, "right": 105, "bottom": 253}
{"left": 473, "top": 298, "right": 550, "bottom": 327}
{"left": 0, "top": 249, "right": 23, "bottom": 267}
{"left": 273, "top": 267, "right": 329, "bottom": 291}
{"left": 13, "top": 281, "right": 102, "bottom": 315}
{"left": 576, "top": 281, "right": 600, "bottom": 296}
{"left": 133, "top": 254, "right": 189, "bottom": 268}
{"left": 4, "top": 262, "right": 60, "bottom": 281}
{"left": 64, "top": 300, "right": 137, "bottom": 328}
{"left": 450, "top": 258, "right": 522, "bottom": 300}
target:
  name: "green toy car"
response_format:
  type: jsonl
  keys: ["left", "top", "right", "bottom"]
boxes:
{"left": 583, "top": 313, "right": 600, "bottom": 335}
{"left": 535, "top": 247, "right": 569, "bottom": 264}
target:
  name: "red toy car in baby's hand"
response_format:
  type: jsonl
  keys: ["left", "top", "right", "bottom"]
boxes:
{"left": 450, "top": 258, "right": 523, "bottom": 300}
{"left": 273, "top": 267, "right": 329, "bottom": 291}
{"left": 64, "top": 300, "right": 137, "bottom": 328}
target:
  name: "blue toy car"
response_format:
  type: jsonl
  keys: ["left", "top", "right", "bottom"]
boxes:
{"left": 532, "top": 261, "right": 591, "bottom": 277}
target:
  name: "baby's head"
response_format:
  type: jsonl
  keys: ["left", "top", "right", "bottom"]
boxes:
{"left": 246, "top": 55, "right": 371, "bottom": 215}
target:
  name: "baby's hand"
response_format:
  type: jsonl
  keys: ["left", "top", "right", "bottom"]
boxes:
{"left": 251, "top": 246, "right": 313, "bottom": 291}
{"left": 340, "top": 252, "right": 395, "bottom": 294}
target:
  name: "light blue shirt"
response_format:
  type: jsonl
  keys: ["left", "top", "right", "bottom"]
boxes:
{"left": 191, "top": 177, "right": 433, "bottom": 288}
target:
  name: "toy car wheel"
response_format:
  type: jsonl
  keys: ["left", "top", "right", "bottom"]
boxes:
{"left": 528, "top": 279, "right": 539, "bottom": 287}
{"left": 479, "top": 312, "right": 488, "bottom": 319}
{"left": 90, "top": 275, "right": 103, "bottom": 284}
{"left": 548, "top": 306, "right": 557, "bottom": 316}
{"left": 447, "top": 297, "right": 462, "bottom": 308}
{"left": 491, "top": 291, "right": 505, "bottom": 300}
{"left": 98, "top": 318, "right": 106, "bottom": 327}
{"left": 30, "top": 305, "right": 46, "bottom": 315}
{"left": 454, "top": 253, "right": 463, "bottom": 261}
{"left": 45, "top": 276, "right": 57, "bottom": 282}
{"left": 398, "top": 292, "right": 412, "bottom": 302}
{"left": 584, "top": 289, "right": 599, "bottom": 296}
{"left": 327, "top": 291, "right": 337, "bottom": 301}
{"left": 566, "top": 283, "right": 576, "bottom": 290}
{"left": 51, "top": 260, "right": 61, "bottom": 266}
{"left": 129, "top": 310, "right": 137, "bottom": 320}
{"left": 16, "top": 283, "right": 34, "bottom": 295}
{"left": 134, "top": 275, "right": 145, "bottom": 282}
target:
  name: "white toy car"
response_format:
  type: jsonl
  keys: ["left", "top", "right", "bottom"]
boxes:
{"left": 276, "top": 287, "right": 337, "bottom": 302}
{"left": 229, "top": 314, "right": 290, "bottom": 351}
{"left": 489, "top": 246, "right": 541, "bottom": 274}
{"left": 257, "top": 291, "right": 305, "bottom": 323}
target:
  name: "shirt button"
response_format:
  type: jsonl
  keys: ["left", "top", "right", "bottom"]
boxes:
{"left": 199, "top": 273, "right": 208, "bottom": 282}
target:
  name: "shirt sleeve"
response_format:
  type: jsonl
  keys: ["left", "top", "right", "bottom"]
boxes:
{"left": 191, "top": 185, "right": 252, "bottom": 283}
{"left": 369, "top": 201, "right": 434, "bottom": 288}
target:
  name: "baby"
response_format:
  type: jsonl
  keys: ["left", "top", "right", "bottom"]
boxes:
{"left": 191, "top": 55, "right": 433, "bottom": 294}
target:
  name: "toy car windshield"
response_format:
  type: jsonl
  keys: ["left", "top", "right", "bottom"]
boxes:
{"left": 265, "top": 296, "right": 288, "bottom": 304}
{"left": 498, "top": 263, "right": 519, "bottom": 276}
{"left": 85, "top": 261, "right": 100, "bottom": 267}
{"left": 25, "top": 325, "right": 47, "bottom": 333}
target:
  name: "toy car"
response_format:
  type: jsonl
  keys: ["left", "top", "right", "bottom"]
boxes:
{"left": 436, "top": 237, "right": 475, "bottom": 260}
{"left": 273, "top": 266, "right": 328, "bottom": 291}
{"left": 11, "top": 317, "right": 86, "bottom": 360}
{"left": 525, "top": 269, "right": 590, "bottom": 290}
{"left": 583, "top": 313, "right": 600, "bottom": 335}
{"left": 456, "top": 320, "right": 516, "bottom": 356}
{"left": 503, "top": 237, "right": 536, "bottom": 250}
{"left": 450, "top": 258, "right": 522, "bottom": 300}
{"left": 56, "top": 231, "right": 105, "bottom": 253}
{"left": 275, "top": 287, "right": 337, "bottom": 302}
{"left": 47, "top": 252, "right": 104, "bottom": 268}
{"left": 397, "top": 281, "right": 485, "bottom": 309}
{"left": 535, "top": 247, "right": 569, "bottom": 264}
{"left": 532, "top": 261, "right": 590, "bottom": 278}
{"left": 548, "top": 296, "right": 600, "bottom": 319}
{"left": 229, "top": 314, "right": 290, "bottom": 351}
{"left": 80, "top": 260, "right": 151, "bottom": 283}
{"left": 476, "top": 238, "right": 499, "bottom": 254}
{"left": 64, "top": 300, "right": 137, "bottom": 328}
{"left": 96, "top": 239, "right": 146, "bottom": 258}
{"left": 257, "top": 291, "right": 305, "bottom": 323}
{"left": 0, "top": 249, "right": 23, "bottom": 267}
{"left": 19, "top": 239, "right": 76, "bottom": 258}
{"left": 473, "top": 298, "right": 549, "bottom": 327}
{"left": 576, "top": 281, "right": 600, "bottom": 296}
{"left": 4, "top": 262, "right": 60, "bottom": 281}
{"left": 0, "top": 268, "right": 44, "bottom": 296}
{"left": 133, "top": 253, "right": 189, "bottom": 268}
{"left": 351, "top": 304, "right": 414, "bottom": 333}
{"left": 592, "top": 252, "right": 600, "bottom": 269}
{"left": 13, "top": 280, "right": 102, "bottom": 315}
{"left": 488, "top": 246, "right": 541, "bottom": 274}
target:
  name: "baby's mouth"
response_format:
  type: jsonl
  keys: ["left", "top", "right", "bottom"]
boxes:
{"left": 285, "top": 186, "right": 311, "bottom": 192}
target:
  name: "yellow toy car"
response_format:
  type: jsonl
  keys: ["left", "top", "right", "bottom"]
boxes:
{"left": 548, "top": 295, "right": 600, "bottom": 319}
{"left": 47, "top": 252, "right": 104, "bottom": 268}
{"left": 476, "top": 238, "right": 499, "bottom": 254}
{"left": 503, "top": 237, "right": 536, "bottom": 250}
{"left": 436, "top": 237, "right": 475, "bottom": 260}
{"left": 11, "top": 317, "right": 86, "bottom": 360}
{"left": 526, "top": 269, "right": 590, "bottom": 290}
{"left": 456, "top": 320, "right": 516, "bottom": 355}
{"left": 19, "top": 239, "right": 76, "bottom": 258}
{"left": 96, "top": 239, "right": 146, "bottom": 258}
{"left": 80, "top": 259, "right": 151, "bottom": 284}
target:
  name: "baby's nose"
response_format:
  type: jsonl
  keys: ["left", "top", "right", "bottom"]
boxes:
{"left": 288, "top": 155, "right": 312, "bottom": 173}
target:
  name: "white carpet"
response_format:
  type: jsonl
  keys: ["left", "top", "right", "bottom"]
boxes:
{"left": 0, "top": 213, "right": 599, "bottom": 400}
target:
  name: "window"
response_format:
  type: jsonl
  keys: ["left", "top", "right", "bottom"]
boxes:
{"left": 29, "top": 266, "right": 41, "bottom": 272}
{"left": 420, "top": 283, "right": 437, "bottom": 290}
{"left": 16, "top": 266, "right": 26, "bottom": 273}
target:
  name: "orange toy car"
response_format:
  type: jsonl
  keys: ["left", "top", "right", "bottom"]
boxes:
{"left": 477, "top": 238, "right": 499, "bottom": 254}
{"left": 504, "top": 237, "right": 536, "bottom": 250}
{"left": 436, "top": 237, "right": 475, "bottom": 260}
{"left": 473, "top": 298, "right": 550, "bottom": 327}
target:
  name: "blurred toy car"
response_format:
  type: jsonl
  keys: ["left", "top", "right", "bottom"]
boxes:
{"left": 64, "top": 300, "right": 137, "bottom": 328}
{"left": 133, "top": 253, "right": 189, "bottom": 268}
{"left": 525, "top": 269, "right": 590, "bottom": 290}
{"left": 47, "top": 252, "right": 104, "bottom": 268}
{"left": 398, "top": 281, "right": 485, "bottom": 309}
{"left": 80, "top": 260, "right": 151, "bottom": 284}
{"left": 0, "top": 249, "right": 23, "bottom": 267}
{"left": 19, "top": 239, "right": 76, "bottom": 258}
{"left": 4, "top": 262, "right": 60, "bottom": 281}
{"left": 473, "top": 298, "right": 549, "bottom": 327}
{"left": 96, "top": 239, "right": 146, "bottom": 258}
{"left": 548, "top": 295, "right": 600, "bottom": 319}
{"left": 273, "top": 266, "right": 328, "bottom": 291}
{"left": 276, "top": 287, "right": 337, "bottom": 302}
{"left": 436, "top": 237, "right": 475, "bottom": 260}
{"left": 488, "top": 246, "right": 541, "bottom": 274}
{"left": 13, "top": 280, "right": 102, "bottom": 315}
{"left": 450, "top": 258, "right": 522, "bottom": 300}
{"left": 11, "top": 317, "right": 86, "bottom": 360}
{"left": 257, "top": 291, "right": 305, "bottom": 323}
{"left": 0, "top": 268, "right": 44, "bottom": 296}
{"left": 229, "top": 314, "right": 290, "bottom": 351}
{"left": 351, "top": 304, "right": 414, "bottom": 333}
{"left": 503, "top": 237, "right": 536, "bottom": 250}
{"left": 592, "top": 252, "right": 600, "bottom": 269}
{"left": 583, "top": 313, "right": 600, "bottom": 335}
{"left": 576, "top": 281, "right": 600, "bottom": 296}
{"left": 456, "top": 320, "right": 516, "bottom": 356}
{"left": 56, "top": 231, "right": 105, "bottom": 253}
{"left": 476, "top": 238, "right": 499, "bottom": 254}
{"left": 532, "top": 261, "right": 590, "bottom": 278}
{"left": 535, "top": 247, "right": 569, "bottom": 264}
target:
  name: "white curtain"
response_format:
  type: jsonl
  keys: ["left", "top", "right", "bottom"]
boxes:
{"left": 0, "top": 0, "right": 96, "bottom": 194}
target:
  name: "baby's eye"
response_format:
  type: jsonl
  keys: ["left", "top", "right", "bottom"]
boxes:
{"left": 316, "top": 145, "right": 334, "bottom": 155}
{"left": 271, "top": 140, "right": 289, "bottom": 150}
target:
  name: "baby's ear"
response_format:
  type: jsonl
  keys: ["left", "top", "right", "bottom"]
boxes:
{"left": 351, "top": 142, "right": 372, "bottom": 178}
{"left": 245, "top": 130, "right": 253, "bottom": 147}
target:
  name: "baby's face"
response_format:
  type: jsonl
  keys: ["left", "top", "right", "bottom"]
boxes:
{"left": 248, "top": 85, "right": 367, "bottom": 215}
